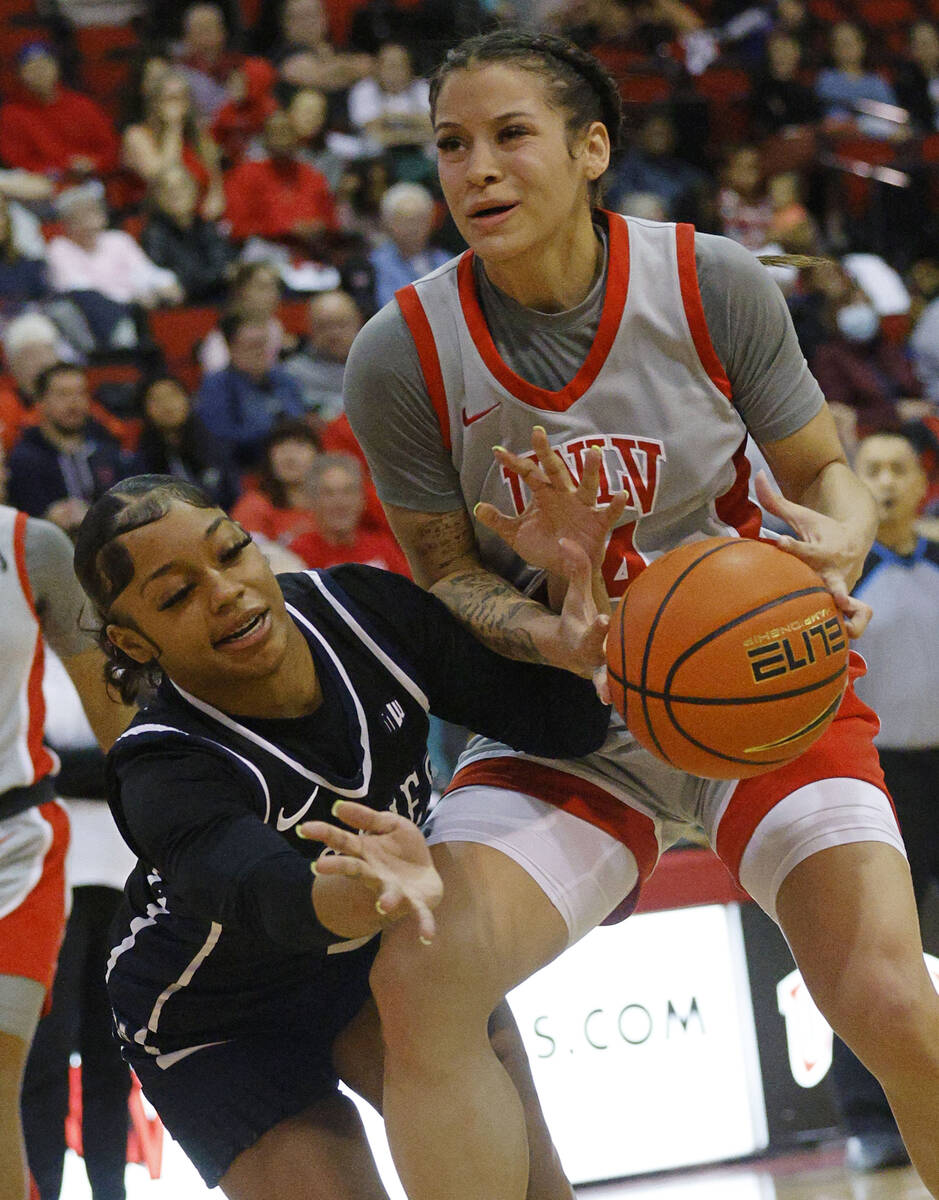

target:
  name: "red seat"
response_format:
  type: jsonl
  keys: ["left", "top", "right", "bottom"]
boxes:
{"left": 808, "top": 0, "right": 845, "bottom": 21}
{"left": 279, "top": 298, "right": 310, "bottom": 337}
{"left": 73, "top": 24, "right": 139, "bottom": 59}
{"left": 694, "top": 66, "right": 753, "bottom": 145}
{"left": 148, "top": 306, "right": 219, "bottom": 392}
{"left": 618, "top": 73, "right": 672, "bottom": 106}
{"left": 855, "top": 0, "right": 916, "bottom": 26}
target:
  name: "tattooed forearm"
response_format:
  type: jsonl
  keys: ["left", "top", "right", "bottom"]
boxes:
{"left": 431, "top": 568, "right": 557, "bottom": 665}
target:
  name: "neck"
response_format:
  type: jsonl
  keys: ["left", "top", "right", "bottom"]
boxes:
{"left": 877, "top": 523, "right": 918, "bottom": 556}
{"left": 43, "top": 424, "right": 82, "bottom": 452}
{"left": 481, "top": 215, "right": 602, "bottom": 312}
{"left": 284, "top": 481, "right": 312, "bottom": 508}
{"left": 210, "top": 622, "right": 322, "bottom": 718}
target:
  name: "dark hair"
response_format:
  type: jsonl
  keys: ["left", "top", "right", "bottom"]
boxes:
{"left": 428, "top": 30, "right": 623, "bottom": 207}
{"left": 257, "top": 418, "right": 321, "bottom": 508}
{"left": 34, "top": 361, "right": 84, "bottom": 401}
{"left": 73, "top": 475, "right": 217, "bottom": 702}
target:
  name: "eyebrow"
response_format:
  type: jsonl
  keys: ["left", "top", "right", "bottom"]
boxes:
{"left": 140, "top": 514, "right": 229, "bottom": 589}
{"left": 434, "top": 110, "right": 533, "bottom": 132}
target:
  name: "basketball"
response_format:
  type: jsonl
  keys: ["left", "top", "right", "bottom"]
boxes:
{"left": 606, "top": 537, "right": 850, "bottom": 779}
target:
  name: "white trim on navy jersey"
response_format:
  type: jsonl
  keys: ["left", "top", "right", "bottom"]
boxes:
{"left": 133, "top": 921, "right": 223, "bottom": 1052}
{"left": 306, "top": 570, "right": 430, "bottom": 712}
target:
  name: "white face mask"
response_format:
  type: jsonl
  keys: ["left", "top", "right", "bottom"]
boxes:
{"left": 837, "top": 301, "right": 879, "bottom": 343}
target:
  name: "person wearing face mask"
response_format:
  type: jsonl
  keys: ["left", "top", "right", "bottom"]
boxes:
{"left": 810, "top": 289, "right": 922, "bottom": 436}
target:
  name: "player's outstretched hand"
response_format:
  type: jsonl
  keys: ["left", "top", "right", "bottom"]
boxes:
{"left": 299, "top": 801, "right": 443, "bottom": 944}
{"left": 557, "top": 537, "right": 612, "bottom": 702}
{"left": 476, "top": 426, "right": 628, "bottom": 575}
{"left": 754, "top": 471, "right": 872, "bottom": 638}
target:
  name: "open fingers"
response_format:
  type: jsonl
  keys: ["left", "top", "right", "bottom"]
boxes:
{"left": 473, "top": 500, "right": 521, "bottom": 544}
{"left": 532, "top": 425, "right": 576, "bottom": 492}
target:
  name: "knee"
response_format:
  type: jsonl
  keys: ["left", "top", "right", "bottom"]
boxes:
{"left": 818, "top": 957, "right": 939, "bottom": 1064}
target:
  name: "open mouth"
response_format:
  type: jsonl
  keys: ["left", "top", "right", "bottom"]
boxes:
{"left": 214, "top": 611, "right": 269, "bottom": 648}
{"left": 468, "top": 202, "right": 517, "bottom": 220}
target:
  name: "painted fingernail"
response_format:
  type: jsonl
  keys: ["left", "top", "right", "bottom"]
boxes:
{"left": 375, "top": 900, "right": 388, "bottom": 916}
{"left": 297, "top": 825, "right": 312, "bottom": 840}
{"left": 419, "top": 935, "right": 433, "bottom": 946}
{"left": 492, "top": 444, "right": 506, "bottom": 454}
{"left": 534, "top": 425, "right": 545, "bottom": 433}
{"left": 331, "top": 799, "right": 344, "bottom": 817}
{"left": 310, "top": 859, "right": 318, "bottom": 875}
{"left": 473, "top": 502, "right": 481, "bottom": 515}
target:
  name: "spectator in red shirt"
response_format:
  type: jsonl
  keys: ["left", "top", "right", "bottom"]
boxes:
{"left": 211, "top": 57, "right": 278, "bottom": 167}
{"left": 289, "top": 451, "right": 410, "bottom": 574}
{"left": 231, "top": 418, "right": 322, "bottom": 546}
{"left": 224, "top": 109, "right": 339, "bottom": 249}
{"left": 0, "top": 42, "right": 119, "bottom": 182}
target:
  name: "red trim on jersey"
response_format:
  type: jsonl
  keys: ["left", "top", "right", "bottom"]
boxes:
{"left": 455, "top": 211, "right": 631, "bottom": 414}
{"left": 447, "top": 756, "right": 660, "bottom": 885}
{"left": 715, "top": 436, "right": 764, "bottom": 539}
{"left": 675, "top": 222, "right": 733, "bottom": 401}
{"left": 0, "top": 801, "right": 69, "bottom": 990}
{"left": 12, "top": 511, "right": 53, "bottom": 782}
{"left": 395, "top": 284, "right": 452, "bottom": 452}
{"left": 715, "top": 652, "right": 890, "bottom": 883}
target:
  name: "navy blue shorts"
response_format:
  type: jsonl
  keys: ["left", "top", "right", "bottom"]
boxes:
{"left": 124, "top": 949, "right": 375, "bottom": 1187}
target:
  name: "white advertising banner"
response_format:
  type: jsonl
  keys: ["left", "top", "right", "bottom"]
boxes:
{"left": 507, "top": 903, "right": 769, "bottom": 1184}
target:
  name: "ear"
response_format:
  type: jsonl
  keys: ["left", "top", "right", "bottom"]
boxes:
{"left": 581, "top": 119, "right": 611, "bottom": 182}
{"left": 106, "top": 623, "right": 158, "bottom": 665}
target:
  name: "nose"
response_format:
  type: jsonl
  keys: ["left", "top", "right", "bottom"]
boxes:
{"left": 208, "top": 568, "right": 244, "bottom": 611}
{"left": 465, "top": 137, "right": 501, "bottom": 187}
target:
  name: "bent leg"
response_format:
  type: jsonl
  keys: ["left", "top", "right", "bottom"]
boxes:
{"left": 371, "top": 787, "right": 637, "bottom": 1200}
{"left": 220, "top": 1092, "right": 389, "bottom": 1200}
{"left": 776, "top": 842, "right": 939, "bottom": 1197}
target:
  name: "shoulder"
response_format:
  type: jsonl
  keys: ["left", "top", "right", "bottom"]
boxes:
{"left": 345, "top": 297, "right": 421, "bottom": 387}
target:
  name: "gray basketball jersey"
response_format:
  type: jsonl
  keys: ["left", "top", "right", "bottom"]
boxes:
{"left": 396, "top": 213, "right": 764, "bottom": 602}
{"left": 394, "top": 214, "right": 768, "bottom": 841}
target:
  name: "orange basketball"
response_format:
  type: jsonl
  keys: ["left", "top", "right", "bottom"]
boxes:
{"left": 606, "top": 537, "right": 850, "bottom": 779}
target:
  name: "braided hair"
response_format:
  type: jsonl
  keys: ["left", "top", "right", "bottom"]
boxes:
{"left": 428, "top": 30, "right": 624, "bottom": 208}
{"left": 73, "top": 475, "right": 217, "bottom": 703}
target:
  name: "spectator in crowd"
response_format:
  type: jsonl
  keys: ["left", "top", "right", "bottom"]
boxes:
{"left": 224, "top": 109, "right": 339, "bottom": 250}
{"left": 894, "top": 21, "right": 939, "bottom": 134}
{"left": 6, "top": 363, "right": 126, "bottom": 533}
{"left": 717, "top": 144, "right": 775, "bottom": 251}
{"left": 210, "top": 57, "right": 278, "bottom": 167}
{"left": 271, "top": 0, "right": 373, "bottom": 95}
{"left": 20, "top": 650, "right": 136, "bottom": 1200}
{"left": 828, "top": 429, "right": 938, "bottom": 1174}
{"left": 810, "top": 286, "right": 922, "bottom": 434}
{"left": 47, "top": 180, "right": 184, "bottom": 309}
{"left": 288, "top": 451, "right": 410, "bottom": 573}
{"left": 231, "top": 417, "right": 322, "bottom": 544}
{"left": 283, "top": 289, "right": 362, "bottom": 425}
{"left": 176, "top": 2, "right": 244, "bottom": 122}
{"left": 0, "top": 188, "right": 46, "bottom": 259}
{"left": 130, "top": 374, "right": 238, "bottom": 509}
{"left": 911, "top": 281, "right": 939, "bottom": 405}
{"left": 370, "top": 182, "right": 449, "bottom": 309}
{"left": 750, "top": 30, "right": 821, "bottom": 136}
{"left": 773, "top": 0, "right": 826, "bottom": 61}
{"left": 604, "top": 111, "right": 711, "bottom": 226}
{"left": 196, "top": 312, "right": 307, "bottom": 470}
{"left": 0, "top": 194, "right": 47, "bottom": 310}
{"left": 0, "top": 42, "right": 119, "bottom": 182}
{"left": 347, "top": 43, "right": 434, "bottom": 180}
{"left": 285, "top": 87, "right": 347, "bottom": 191}
{"left": 122, "top": 68, "right": 226, "bottom": 220}
{"left": 815, "top": 21, "right": 901, "bottom": 139}
{"left": 0, "top": 314, "right": 63, "bottom": 453}
{"left": 140, "top": 164, "right": 235, "bottom": 303}
{"left": 199, "top": 260, "right": 291, "bottom": 373}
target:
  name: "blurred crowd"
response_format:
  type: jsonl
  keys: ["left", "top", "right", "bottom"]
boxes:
{"left": 0, "top": 0, "right": 938, "bottom": 576}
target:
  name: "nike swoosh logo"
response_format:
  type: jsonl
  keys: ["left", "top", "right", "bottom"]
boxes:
{"left": 276, "top": 787, "right": 320, "bottom": 832}
{"left": 461, "top": 401, "right": 501, "bottom": 427}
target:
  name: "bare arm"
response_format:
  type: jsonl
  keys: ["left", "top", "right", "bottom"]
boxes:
{"left": 758, "top": 404, "right": 878, "bottom": 635}
{"left": 384, "top": 502, "right": 569, "bottom": 668}
{"left": 61, "top": 647, "right": 135, "bottom": 752}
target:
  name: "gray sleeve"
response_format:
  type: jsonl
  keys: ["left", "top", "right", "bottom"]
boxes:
{"left": 695, "top": 232, "right": 825, "bottom": 444}
{"left": 23, "top": 518, "right": 96, "bottom": 659}
{"left": 343, "top": 301, "right": 466, "bottom": 513}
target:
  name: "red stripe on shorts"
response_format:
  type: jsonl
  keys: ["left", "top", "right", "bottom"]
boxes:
{"left": 715, "top": 651, "right": 891, "bottom": 884}
{"left": 447, "top": 757, "right": 660, "bottom": 885}
{"left": 0, "top": 801, "right": 69, "bottom": 993}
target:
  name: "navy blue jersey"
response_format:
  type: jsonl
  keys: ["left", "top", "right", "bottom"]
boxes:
{"left": 105, "top": 565, "right": 610, "bottom": 1057}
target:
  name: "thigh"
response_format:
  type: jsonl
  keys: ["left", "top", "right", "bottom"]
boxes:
{"left": 220, "top": 1091, "right": 389, "bottom": 1200}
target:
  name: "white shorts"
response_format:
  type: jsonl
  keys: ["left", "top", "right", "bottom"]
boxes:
{"left": 425, "top": 777, "right": 904, "bottom": 945}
